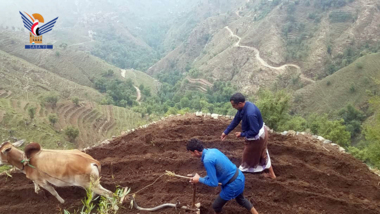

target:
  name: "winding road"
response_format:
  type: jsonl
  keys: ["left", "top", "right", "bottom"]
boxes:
{"left": 120, "top": 69, "right": 141, "bottom": 104}
{"left": 225, "top": 26, "right": 315, "bottom": 83}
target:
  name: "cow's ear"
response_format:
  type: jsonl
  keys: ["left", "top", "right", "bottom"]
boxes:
{"left": 2, "top": 147, "right": 11, "bottom": 154}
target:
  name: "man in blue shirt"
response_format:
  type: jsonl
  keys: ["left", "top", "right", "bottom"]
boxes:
{"left": 188, "top": 138, "right": 259, "bottom": 214}
{"left": 221, "top": 93, "right": 276, "bottom": 179}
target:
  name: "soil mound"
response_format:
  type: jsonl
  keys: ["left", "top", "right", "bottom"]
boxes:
{"left": 0, "top": 115, "right": 379, "bottom": 214}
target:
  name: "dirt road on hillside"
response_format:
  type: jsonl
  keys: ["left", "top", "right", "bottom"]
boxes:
{"left": 225, "top": 26, "right": 315, "bottom": 83}
{"left": 120, "top": 69, "right": 141, "bottom": 103}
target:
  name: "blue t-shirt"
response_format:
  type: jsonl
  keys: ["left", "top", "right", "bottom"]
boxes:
{"left": 224, "top": 101, "right": 263, "bottom": 138}
{"left": 199, "top": 148, "right": 237, "bottom": 187}
{"left": 199, "top": 148, "right": 245, "bottom": 200}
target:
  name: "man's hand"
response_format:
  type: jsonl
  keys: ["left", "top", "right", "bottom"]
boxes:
{"left": 221, "top": 132, "right": 227, "bottom": 141}
{"left": 235, "top": 132, "right": 242, "bottom": 138}
{"left": 190, "top": 173, "right": 200, "bottom": 184}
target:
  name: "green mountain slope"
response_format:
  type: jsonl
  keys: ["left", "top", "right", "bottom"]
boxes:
{"left": 293, "top": 53, "right": 380, "bottom": 115}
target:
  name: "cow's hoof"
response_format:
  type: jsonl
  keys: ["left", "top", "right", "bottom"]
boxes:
{"left": 59, "top": 199, "right": 65, "bottom": 204}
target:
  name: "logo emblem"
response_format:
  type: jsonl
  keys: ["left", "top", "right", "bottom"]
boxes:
{"left": 19, "top": 11, "right": 58, "bottom": 49}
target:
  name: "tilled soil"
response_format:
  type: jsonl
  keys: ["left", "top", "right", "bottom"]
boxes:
{"left": 0, "top": 115, "right": 379, "bottom": 214}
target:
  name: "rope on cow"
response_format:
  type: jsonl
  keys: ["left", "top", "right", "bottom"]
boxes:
{"left": 21, "top": 159, "right": 35, "bottom": 168}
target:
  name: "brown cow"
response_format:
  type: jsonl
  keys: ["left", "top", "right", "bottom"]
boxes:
{"left": 0, "top": 142, "right": 112, "bottom": 203}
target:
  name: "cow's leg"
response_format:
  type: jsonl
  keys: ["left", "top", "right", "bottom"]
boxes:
{"left": 39, "top": 182, "right": 65, "bottom": 204}
{"left": 92, "top": 184, "right": 113, "bottom": 198}
{"left": 33, "top": 181, "right": 41, "bottom": 194}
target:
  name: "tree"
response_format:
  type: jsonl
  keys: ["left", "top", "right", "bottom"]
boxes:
{"left": 44, "top": 94, "right": 59, "bottom": 108}
{"left": 48, "top": 114, "right": 58, "bottom": 126}
{"left": 65, "top": 126, "right": 79, "bottom": 142}
{"left": 101, "top": 69, "right": 114, "bottom": 77}
{"left": 142, "top": 87, "right": 151, "bottom": 97}
{"left": 28, "top": 107, "right": 36, "bottom": 121}
{"left": 360, "top": 92, "right": 380, "bottom": 167}
{"left": 72, "top": 97, "right": 80, "bottom": 106}
{"left": 166, "top": 107, "right": 178, "bottom": 115}
{"left": 279, "top": 116, "right": 307, "bottom": 131}
{"left": 95, "top": 78, "right": 107, "bottom": 93}
{"left": 180, "top": 97, "right": 190, "bottom": 109}
{"left": 307, "top": 114, "right": 351, "bottom": 147}
{"left": 338, "top": 104, "right": 365, "bottom": 138}
{"left": 256, "top": 90, "right": 291, "bottom": 130}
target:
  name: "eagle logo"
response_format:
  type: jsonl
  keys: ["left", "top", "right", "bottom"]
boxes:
{"left": 19, "top": 11, "right": 58, "bottom": 44}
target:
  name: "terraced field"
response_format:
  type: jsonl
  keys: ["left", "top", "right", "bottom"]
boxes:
{"left": 0, "top": 97, "right": 149, "bottom": 149}
{"left": 0, "top": 115, "right": 379, "bottom": 214}
{"left": 185, "top": 77, "right": 213, "bottom": 92}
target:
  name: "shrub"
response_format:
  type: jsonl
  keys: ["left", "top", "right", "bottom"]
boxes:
{"left": 64, "top": 126, "right": 79, "bottom": 142}
{"left": 43, "top": 94, "right": 59, "bottom": 108}
{"left": 28, "top": 106, "right": 36, "bottom": 121}
{"left": 356, "top": 62, "right": 364, "bottom": 69}
{"left": 48, "top": 114, "right": 58, "bottom": 126}
{"left": 72, "top": 97, "right": 80, "bottom": 106}
{"left": 350, "top": 84, "right": 356, "bottom": 93}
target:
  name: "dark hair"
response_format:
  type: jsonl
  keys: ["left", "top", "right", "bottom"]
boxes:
{"left": 230, "top": 93, "right": 245, "bottom": 104}
{"left": 187, "top": 138, "right": 204, "bottom": 152}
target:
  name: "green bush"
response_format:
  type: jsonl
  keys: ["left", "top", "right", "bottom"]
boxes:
{"left": 356, "top": 62, "right": 364, "bottom": 69}
{"left": 65, "top": 126, "right": 79, "bottom": 142}
{"left": 72, "top": 97, "right": 80, "bottom": 106}
{"left": 42, "top": 94, "right": 59, "bottom": 108}
{"left": 48, "top": 114, "right": 58, "bottom": 126}
{"left": 28, "top": 106, "right": 36, "bottom": 121}
{"left": 307, "top": 114, "right": 351, "bottom": 147}
{"left": 256, "top": 90, "right": 291, "bottom": 130}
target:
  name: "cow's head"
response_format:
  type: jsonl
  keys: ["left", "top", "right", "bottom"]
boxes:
{"left": 0, "top": 142, "right": 13, "bottom": 165}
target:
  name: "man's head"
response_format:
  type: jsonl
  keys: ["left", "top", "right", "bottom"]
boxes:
{"left": 230, "top": 93, "right": 246, "bottom": 110}
{"left": 187, "top": 138, "right": 204, "bottom": 158}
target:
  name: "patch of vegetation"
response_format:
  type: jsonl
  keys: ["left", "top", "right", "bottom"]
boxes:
{"left": 132, "top": 71, "right": 237, "bottom": 117}
{"left": 95, "top": 78, "right": 138, "bottom": 107}
{"left": 347, "top": 91, "right": 380, "bottom": 168}
{"left": 257, "top": 90, "right": 351, "bottom": 147}
{"left": 281, "top": 3, "right": 310, "bottom": 61}
{"left": 314, "top": 0, "right": 354, "bottom": 11}
{"left": 72, "top": 97, "right": 80, "bottom": 106}
{"left": 338, "top": 104, "right": 366, "bottom": 138}
{"left": 65, "top": 126, "right": 79, "bottom": 142}
{"left": 248, "top": 0, "right": 282, "bottom": 21}
{"left": 0, "top": 99, "right": 72, "bottom": 150}
{"left": 48, "top": 114, "right": 58, "bottom": 126}
{"left": 329, "top": 11, "right": 353, "bottom": 23}
{"left": 64, "top": 184, "right": 130, "bottom": 214}
{"left": 91, "top": 26, "right": 159, "bottom": 71}
{"left": 41, "top": 93, "right": 59, "bottom": 108}
{"left": 325, "top": 42, "right": 380, "bottom": 76}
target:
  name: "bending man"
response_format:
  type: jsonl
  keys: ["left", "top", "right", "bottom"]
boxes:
{"left": 188, "top": 138, "right": 259, "bottom": 214}
{"left": 221, "top": 93, "right": 276, "bottom": 179}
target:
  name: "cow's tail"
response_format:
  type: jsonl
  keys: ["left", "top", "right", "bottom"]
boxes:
{"left": 90, "top": 162, "right": 101, "bottom": 180}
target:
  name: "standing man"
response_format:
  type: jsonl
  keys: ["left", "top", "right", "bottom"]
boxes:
{"left": 221, "top": 93, "right": 276, "bottom": 179}
{"left": 188, "top": 138, "right": 259, "bottom": 214}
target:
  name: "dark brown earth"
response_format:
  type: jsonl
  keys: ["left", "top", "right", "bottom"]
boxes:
{"left": 0, "top": 115, "right": 380, "bottom": 214}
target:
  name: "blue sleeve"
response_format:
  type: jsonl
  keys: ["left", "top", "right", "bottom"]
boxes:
{"left": 198, "top": 160, "right": 219, "bottom": 187}
{"left": 224, "top": 112, "right": 241, "bottom": 135}
{"left": 240, "top": 114, "right": 260, "bottom": 138}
